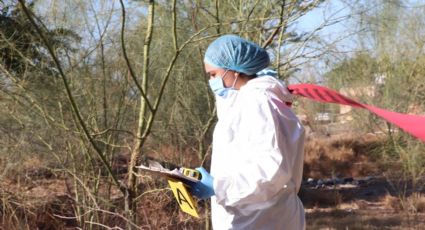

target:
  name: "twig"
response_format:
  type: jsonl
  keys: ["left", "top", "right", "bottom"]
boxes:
{"left": 17, "top": 0, "right": 124, "bottom": 194}
{"left": 84, "top": 221, "right": 124, "bottom": 230}
{"left": 262, "top": 0, "right": 286, "bottom": 48}
{"left": 118, "top": 0, "right": 153, "bottom": 112}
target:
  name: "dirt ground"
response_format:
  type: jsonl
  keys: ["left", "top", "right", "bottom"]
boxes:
{"left": 301, "top": 133, "right": 425, "bottom": 229}
{"left": 301, "top": 177, "right": 425, "bottom": 229}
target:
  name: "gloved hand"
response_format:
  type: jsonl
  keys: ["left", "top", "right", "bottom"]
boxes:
{"left": 189, "top": 167, "right": 215, "bottom": 200}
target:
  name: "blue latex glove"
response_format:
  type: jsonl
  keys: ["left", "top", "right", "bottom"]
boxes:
{"left": 189, "top": 167, "right": 215, "bottom": 199}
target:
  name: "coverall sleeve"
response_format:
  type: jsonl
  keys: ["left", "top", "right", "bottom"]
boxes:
{"left": 213, "top": 90, "right": 303, "bottom": 211}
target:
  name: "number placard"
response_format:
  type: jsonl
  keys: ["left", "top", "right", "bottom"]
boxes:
{"left": 168, "top": 179, "right": 199, "bottom": 218}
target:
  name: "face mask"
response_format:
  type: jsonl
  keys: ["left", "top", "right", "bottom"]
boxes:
{"left": 208, "top": 70, "right": 238, "bottom": 98}
{"left": 208, "top": 70, "right": 239, "bottom": 119}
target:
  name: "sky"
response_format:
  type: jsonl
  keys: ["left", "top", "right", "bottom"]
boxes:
{"left": 296, "top": 0, "right": 425, "bottom": 55}
{"left": 30, "top": 0, "right": 425, "bottom": 84}
{"left": 298, "top": 1, "right": 349, "bottom": 33}
{"left": 288, "top": 1, "right": 356, "bottom": 83}
{"left": 292, "top": 0, "right": 425, "bottom": 82}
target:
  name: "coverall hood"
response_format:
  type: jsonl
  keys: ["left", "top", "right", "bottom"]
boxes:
{"left": 242, "top": 75, "right": 294, "bottom": 104}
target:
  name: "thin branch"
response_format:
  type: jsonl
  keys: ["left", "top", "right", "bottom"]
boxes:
{"left": 118, "top": 0, "right": 153, "bottom": 112}
{"left": 172, "top": 0, "right": 178, "bottom": 51}
{"left": 84, "top": 222, "right": 124, "bottom": 230}
{"left": 89, "top": 0, "right": 114, "bottom": 131}
{"left": 91, "top": 128, "right": 135, "bottom": 138}
{"left": 139, "top": 24, "right": 217, "bottom": 142}
{"left": 276, "top": 4, "right": 288, "bottom": 74}
{"left": 0, "top": 64, "right": 57, "bottom": 124}
{"left": 262, "top": 0, "right": 286, "bottom": 48}
{"left": 242, "top": 0, "right": 261, "bottom": 33}
{"left": 17, "top": 0, "right": 124, "bottom": 193}
{"left": 215, "top": 0, "right": 220, "bottom": 34}
{"left": 87, "top": 208, "right": 139, "bottom": 229}
{"left": 133, "top": 188, "right": 170, "bottom": 202}
{"left": 125, "top": 1, "right": 156, "bottom": 218}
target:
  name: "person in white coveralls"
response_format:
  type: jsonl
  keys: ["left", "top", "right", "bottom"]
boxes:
{"left": 190, "top": 34, "right": 306, "bottom": 230}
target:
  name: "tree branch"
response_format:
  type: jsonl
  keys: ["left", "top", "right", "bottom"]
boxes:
{"left": 119, "top": 0, "right": 153, "bottom": 112}
{"left": 262, "top": 0, "right": 286, "bottom": 48}
{"left": 17, "top": 0, "right": 123, "bottom": 193}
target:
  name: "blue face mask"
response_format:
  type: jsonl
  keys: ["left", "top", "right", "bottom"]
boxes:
{"left": 208, "top": 70, "right": 237, "bottom": 98}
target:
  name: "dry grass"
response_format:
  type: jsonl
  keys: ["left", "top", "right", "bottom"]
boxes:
{"left": 303, "top": 133, "right": 385, "bottom": 178}
{"left": 306, "top": 208, "right": 425, "bottom": 230}
{"left": 0, "top": 163, "right": 207, "bottom": 229}
{"left": 1, "top": 134, "right": 424, "bottom": 229}
{"left": 146, "top": 145, "right": 204, "bottom": 169}
{"left": 384, "top": 193, "right": 425, "bottom": 214}
{"left": 383, "top": 194, "right": 404, "bottom": 212}
{"left": 303, "top": 133, "right": 425, "bottom": 229}
{"left": 413, "top": 193, "right": 425, "bottom": 213}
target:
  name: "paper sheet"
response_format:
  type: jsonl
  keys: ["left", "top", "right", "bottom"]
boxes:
{"left": 136, "top": 160, "right": 199, "bottom": 183}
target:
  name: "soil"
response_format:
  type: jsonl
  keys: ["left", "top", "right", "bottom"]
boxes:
{"left": 301, "top": 177, "right": 425, "bottom": 229}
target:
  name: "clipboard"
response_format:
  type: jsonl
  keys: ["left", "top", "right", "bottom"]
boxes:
{"left": 136, "top": 160, "right": 200, "bottom": 183}
{"left": 136, "top": 160, "right": 200, "bottom": 218}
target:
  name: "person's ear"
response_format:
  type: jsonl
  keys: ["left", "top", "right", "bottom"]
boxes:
{"left": 234, "top": 72, "right": 240, "bottom": 78}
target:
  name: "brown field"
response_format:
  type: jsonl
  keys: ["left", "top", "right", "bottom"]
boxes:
{"left": 1, "top": 133, "right": 424, "bottom": 229}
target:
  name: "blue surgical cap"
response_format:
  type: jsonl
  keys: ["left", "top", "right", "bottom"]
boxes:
{"left": 204, "top": 35, "right": 270, "bottom": 76}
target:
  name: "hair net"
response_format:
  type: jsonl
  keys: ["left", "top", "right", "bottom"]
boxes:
{"left": 204, "top": 35, "right": 270, "bottom": 76}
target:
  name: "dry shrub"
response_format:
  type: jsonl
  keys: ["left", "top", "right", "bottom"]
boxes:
{"left": 407, "top": 193, "right": 425, "bottom": 213}
{"left": 2, "top": 156, "right": 55, "bottom": 183}
{"left": 383, "top": 193, "right": 425, "bottom": 213}
{"left": 0, "top": 177, "right": 76, "bottom": 229}
{"left": 355, "top": 200, "right": 371, "bottom": 210}
{"left": 337, "top": 202, "right": 359, "bottom": 210}
{"left": 383, "top": 194, "right": 403, "bottom": 212}
{"left": 137, "top": 186, "right": 206, "bottom": 229}
{"left": 146, "top": 145, "right": 202, "bottom": 169}
{"left": 132, "top": 175, "right": 207, "bottom": 229}
{"left": 303, "top": 133, "right": 384, "bottom": 178}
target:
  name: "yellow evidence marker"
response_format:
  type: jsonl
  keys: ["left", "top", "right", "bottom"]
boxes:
{"left": 168, "top": 179, "right": 199, "bottom": 218}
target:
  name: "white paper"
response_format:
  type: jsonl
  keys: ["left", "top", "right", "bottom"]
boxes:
{"left": 136, "top": 160, "right": 199, "bottom": 183}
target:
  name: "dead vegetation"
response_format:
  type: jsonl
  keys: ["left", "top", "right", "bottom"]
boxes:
{"left": 1, "top": 133, "right": 424, "bottom": 229}
{"left": 303, "top": 132, "right": 385, "bottom": 178}
{"left": 383, "top": 193, "right": 425, "bottom": 214}
{"left": 301, "top": 133, "right": 425, "bottom": 229}
{"left": 0, "top": 172, "right": 208, "bottom": 229}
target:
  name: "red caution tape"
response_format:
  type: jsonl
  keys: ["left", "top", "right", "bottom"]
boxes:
{"left": 288, "top": 84, "right": 425, "bottom": 142}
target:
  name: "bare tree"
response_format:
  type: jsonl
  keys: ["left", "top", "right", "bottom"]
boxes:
{"left": 1, "top": 0, "right": 353, "bottom": 228}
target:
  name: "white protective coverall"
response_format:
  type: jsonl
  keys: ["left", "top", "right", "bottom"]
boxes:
{"left": 210, "top": 75, "right": 305, "bottom": 230}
